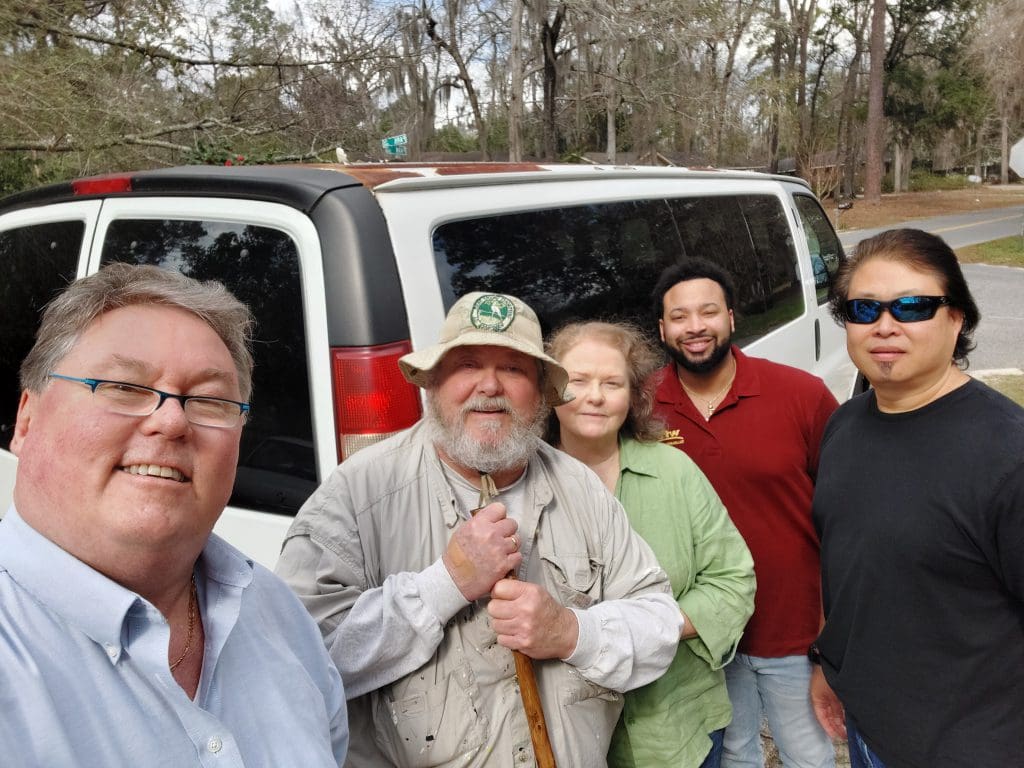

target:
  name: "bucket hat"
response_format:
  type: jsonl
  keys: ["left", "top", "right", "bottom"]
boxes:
{"left": 398, "top": 292, "right": 571, "bottom": 406}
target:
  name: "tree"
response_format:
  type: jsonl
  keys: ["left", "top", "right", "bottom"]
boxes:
{"left": 508, "top": 0, "right": 526, "bottom": 159}
{"left": 971, "top": 0, "right": 1024, "bottom": 183}
{"left": 786, "top": 0, "right": 820, "bottom": 178}
{"left": 0, "top": 0, "right": 395, "bottom": 174}
{"left": 0, "top": 0, "right": 1004, "bottom": 193}
{"left": 530, "top": 0, "right": 569, "bottom": 160}
{"left": 863, "top": 0, "right": 886, "bottom": 203}
{"left": 417, "top": 0, "right": 500, "bottom": 159}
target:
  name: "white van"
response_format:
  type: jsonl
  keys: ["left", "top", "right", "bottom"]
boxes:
{"left": 0, "top": 163, "right": 856, "bottom": 567}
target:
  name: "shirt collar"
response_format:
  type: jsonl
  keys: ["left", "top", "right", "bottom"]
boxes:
{"left": 654, "top": 345, "right": 761, "bottom": 407}
{"left": 0, "top": 506, "right": 139, "bottom": 661}
{"left": 729, "top": 346, "right": 760, "bottom": 397}
{"left": 617, "top": 436, "right": 660, "bottom": 480}
{"left": 0, "top": 506, "right": 254, "bottom": 662}
{"left": 201, "top": 531, "right": 255, "bottom": 590}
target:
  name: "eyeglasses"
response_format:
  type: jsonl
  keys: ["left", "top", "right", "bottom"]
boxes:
{"left": 843, "top": 296, "right": 951, "bottom": 324}
{"left": 48, "top": 373, "right": 250, "bottom": 428}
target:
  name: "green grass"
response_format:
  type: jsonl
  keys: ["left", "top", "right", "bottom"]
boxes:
{"left": 908, "top": 171, "right": 970, "bottom": 192}
{"left": 956, "top": 236, "right": 1024, "bottom": 267}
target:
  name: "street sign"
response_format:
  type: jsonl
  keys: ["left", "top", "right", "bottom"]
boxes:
{"left": 1010, "top": 137, "right": 1024, "bottom": 177}
{"left": 381, "top": 134, "right": 408, "bottom": 155}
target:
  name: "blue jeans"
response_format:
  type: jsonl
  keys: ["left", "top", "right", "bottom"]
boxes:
{"left": 722, "top": 653, "right": 834, "bottom": 768}
{"left": 700, "top": 728, "right": 725, "bottom": 768}
{"left": 846, "top": 718, "right": 888, "bottom": 768}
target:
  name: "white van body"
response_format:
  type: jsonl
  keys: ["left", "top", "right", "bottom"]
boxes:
{"left": 0, "top": 163, "right": 856, "bottom": 567}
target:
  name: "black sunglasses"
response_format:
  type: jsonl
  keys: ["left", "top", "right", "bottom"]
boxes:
{"left": 843, "top": 295, "right": 951, "bottom": 324}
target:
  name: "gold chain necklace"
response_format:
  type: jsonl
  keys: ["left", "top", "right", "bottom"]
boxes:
{"left": 169, "top": 576, "right": 197, "bottom": 672}
{"left": 678, "top": 358, "right": 736, "bottom": 421}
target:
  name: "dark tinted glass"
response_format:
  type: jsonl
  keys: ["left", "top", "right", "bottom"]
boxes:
{"left": 0, "top": 221, "right": 83, "bottom": 450}
{"left": 432, "top": 194, "right": 804, "bottom": 346}
{"left": 793, "top": 194, "right": 845, "bottom": 304}
{"left": 101, "top": 219, "right": 315, "bottom": 516}
{"left": 845, "top": 296, "right": 948, "bottom": 324}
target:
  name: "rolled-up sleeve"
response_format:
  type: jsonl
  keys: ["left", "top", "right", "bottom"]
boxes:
{"left": 559, "top": 484, "right": 682, "bottom": 692}
{"left": 677, "top": 469, "right": 756, "bottom": 669}
{"left": 275, "top": 470, "right": 469, "bottom": 700}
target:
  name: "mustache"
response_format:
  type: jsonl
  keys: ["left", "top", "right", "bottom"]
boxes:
{"left": 461, "top": 396, "right": 513, "bottom": 416}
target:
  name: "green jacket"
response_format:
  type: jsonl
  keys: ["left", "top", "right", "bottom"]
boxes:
{"left": 608, "top": 437, "right": 756, "bottom": 768}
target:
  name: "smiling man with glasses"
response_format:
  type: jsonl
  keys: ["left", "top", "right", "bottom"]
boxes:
{"left": 0, "top": 263, "right": 348, "bottom": 766}
{"left": 809, "top": 228, "right": 1024, "bottom": 768}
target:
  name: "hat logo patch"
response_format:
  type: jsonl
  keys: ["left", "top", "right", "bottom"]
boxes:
{"left": 470, "top": 295, "right": 515, "bottom": 332}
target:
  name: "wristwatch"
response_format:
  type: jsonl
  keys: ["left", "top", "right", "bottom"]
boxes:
{"left": 807, "top": 642, "right": 823, "bottom": 665}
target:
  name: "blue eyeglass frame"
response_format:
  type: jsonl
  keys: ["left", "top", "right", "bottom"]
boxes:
{"left": 843, "top": 295, "right": 950, "bottom": 324}
{"left": 47, "top": 373, "right": 251, "bottom": 422}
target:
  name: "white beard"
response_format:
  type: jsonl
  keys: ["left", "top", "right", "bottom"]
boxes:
{"left": 423, "top": 392, "right": 548, "bottom": 475}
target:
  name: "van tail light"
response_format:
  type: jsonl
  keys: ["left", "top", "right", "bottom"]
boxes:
{"left": 71, "top": 175, "right": 133, "bottom": 195}
{"left": 330, "top": 341, "right": 422, "bottom": 461}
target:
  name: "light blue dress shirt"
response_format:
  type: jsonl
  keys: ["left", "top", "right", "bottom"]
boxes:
{"left": 0, "top": 506, "right": 348, "bottom": 767}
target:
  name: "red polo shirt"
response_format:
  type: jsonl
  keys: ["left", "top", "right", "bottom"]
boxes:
{"left": 653, "top": 346, "right": 838, "bottom": 657}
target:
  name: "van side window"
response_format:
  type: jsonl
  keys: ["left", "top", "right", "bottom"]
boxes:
{"left": 100, "top": 219, "right": 316, "bottom": 516}
{"left": 432, "top": 194, "right": 803, "bottom": 347}
{"left": 0, "top": 221, "right": 83, "bottom": 450}
{"left": 793, "top": 195, "right": 845, "bottom": 304}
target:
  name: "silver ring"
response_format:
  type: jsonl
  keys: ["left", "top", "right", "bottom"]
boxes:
{"left": 510, "top": 535, "right": 519, "bottom": 551}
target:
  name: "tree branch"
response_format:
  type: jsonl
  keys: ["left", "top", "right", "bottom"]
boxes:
{"left": 13, "top": 17, "right": 398, "bottom": 68}
{"left": 0, "top": 117, "right": 225, "bottom": 152}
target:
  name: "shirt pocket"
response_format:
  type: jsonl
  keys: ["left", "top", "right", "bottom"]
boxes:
{"left": 540, "top": 552, "right": 604, "bottom": 609}
{"left": 372, "top": 662, "right": 487, "bottom": 767}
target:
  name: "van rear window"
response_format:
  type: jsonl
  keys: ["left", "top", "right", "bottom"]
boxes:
{"left": 432, "top": 194, "right": 803, "bottom": 346}
{"left": 100, "top": 219, "right": 315, "bottom": 516}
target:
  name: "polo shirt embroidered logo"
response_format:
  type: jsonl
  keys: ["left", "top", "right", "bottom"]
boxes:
{"left": 471, "top": 295, "right": 515, "bottom": 332}
{"left": 660, "top": 429, "right": 685, "bottom": 446}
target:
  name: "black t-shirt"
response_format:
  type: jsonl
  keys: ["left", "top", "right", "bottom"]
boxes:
{"left": 813, "top": 379, "right": 1024, "bottom": 768}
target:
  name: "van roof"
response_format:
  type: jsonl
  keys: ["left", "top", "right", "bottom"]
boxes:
{"left": 0, "top": 162, "right": 809, "bottom": 213}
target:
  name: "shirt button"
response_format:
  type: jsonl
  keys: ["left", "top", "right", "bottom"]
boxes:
{"left": 207, "top": 737, "right": 223, "bottom": 754}
{"left": 104, "top": 643, "right": 117, "bottom": 658}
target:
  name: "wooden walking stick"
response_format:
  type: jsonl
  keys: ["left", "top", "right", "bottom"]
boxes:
{"left": 476, "top": 473, "right": 557, "bottom": 768}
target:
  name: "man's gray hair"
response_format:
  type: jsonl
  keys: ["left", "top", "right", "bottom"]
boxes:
{"left": 20, "top": 263, "right": 255, "bottom": 401}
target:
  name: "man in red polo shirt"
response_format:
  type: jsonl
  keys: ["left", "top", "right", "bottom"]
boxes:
{"left": 651, "top": 258, "right": 839, "bottom": 768}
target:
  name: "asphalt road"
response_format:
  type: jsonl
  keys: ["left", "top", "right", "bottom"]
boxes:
{"left": 838, "top": 205, "right": 1024, "bottom": 251}
{"left": 961, "top": 263, "right": 1024, "bottom": 373}
{"left": 840, "top": 208, "right": 1024, "bottom": 374}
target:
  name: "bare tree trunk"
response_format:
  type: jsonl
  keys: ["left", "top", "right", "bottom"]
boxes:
{"left": 713, "top": 0, "right": 757, "bottom": 167}
{"left": 789, "top": 0, "right": 818, "bottom": 180}
{"left": 602, "top": 23, "right": 621, "bottom": 163}
{"left": 901, "top": 144, "right": 912, "bottom": 192}
{"left": 838, "top": 48, "right": 864, "bottom": 197}
{"left": 835, "top": 3, "right": 866, "bottom": 198}
{"left": 864, "top": 0, "right": 886, "bottom": 204}
{"left": 605, "top": 86, "right": 617, "bottom": 162}
{"left": 892, "top": 143, "right": 909, "bottom": 193}
{"left": 975, "top": 124, "right": 983, "bottom": 177}
{"left": 509, "top": 0, "right": 525, "bottom": 161}
{"left": 768, "top": 0, "right": 782, "bottom": 173}
{"left": 1000, "top": 114, "right": 1009, "bottom": 184}
{"left": 893, "top": 143, "right": 901, "bottom": 193}
{"left": 706, "top": 42, "right": 721, "bottom": 163}
{"left": 422, "top": 2, "right": 490, "bottom": 159}
{"left": 540, "top": 5, "right": 567, "bottom": 161}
